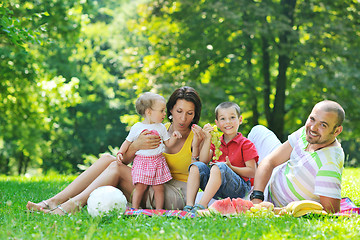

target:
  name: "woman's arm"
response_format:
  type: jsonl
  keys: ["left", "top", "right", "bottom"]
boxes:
{"left": 197, "top": 124, "right": 213, "bottom": 164}
{"left": 122, "top": 130, "right": 161, "bottom": 165}
{"left": 190, "top": 124, "right": 205, "bottom": 161}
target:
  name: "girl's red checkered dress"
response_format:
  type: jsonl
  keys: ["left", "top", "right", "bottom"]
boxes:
{"left": 131, "top": 153, "right": 172, "bottom": 185}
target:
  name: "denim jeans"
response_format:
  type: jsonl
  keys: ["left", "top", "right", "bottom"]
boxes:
{"left": 189, "top": 161, "right": 251, "bottom": 199}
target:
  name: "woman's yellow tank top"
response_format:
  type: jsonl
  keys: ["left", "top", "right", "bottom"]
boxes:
{"left": 163, "top": 122, "right": 193, "bottom": 182}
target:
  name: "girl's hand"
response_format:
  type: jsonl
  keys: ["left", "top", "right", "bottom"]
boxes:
{"left": 172, "top": 130, "right": 182, "bottom": 139}
{"left": 133, "top": 130, "right": 161, "bottom": 150}
{"left": 116, "top": 152, "right": 124, "bottom": 165}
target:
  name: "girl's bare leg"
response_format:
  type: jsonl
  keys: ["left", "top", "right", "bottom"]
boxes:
{"left": 132, "top": 183, "right": 148, "bottom": 209}
{"left": 152, "top": 184, "right": 164, "bottom": 209}
{"left": 42, "top": 161, "right": 135, "bottom": 215}
{"left": 186, "top": 165, "right": 201, "bottom": 206}
{"left": 27, "top": 154, "right": 116, "bottom": 211}
{"left": 198, "top": 165, "right": 221, "bottom": 207}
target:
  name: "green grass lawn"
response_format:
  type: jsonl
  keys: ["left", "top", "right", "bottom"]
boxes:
{"left": 1, "top": 168, "right": 359, "bottom": 240}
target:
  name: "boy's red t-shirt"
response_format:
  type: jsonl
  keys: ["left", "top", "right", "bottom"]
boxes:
{"left": 210, "top": 132, "right": 259, "bottom": 184}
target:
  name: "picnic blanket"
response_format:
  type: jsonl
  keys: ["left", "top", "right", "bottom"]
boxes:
{"left": 123, "top": 197, "right": 359, "bottom": 218}
{"left": 124, "top": 208, "right": 195, "bottom": 218}
{"left": 338, "top": 197, "right": 360, "bottom": 215}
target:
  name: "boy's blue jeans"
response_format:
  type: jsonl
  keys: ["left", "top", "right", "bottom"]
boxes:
{"left": 189, "top": 161, "right": 251, "bottom": 200}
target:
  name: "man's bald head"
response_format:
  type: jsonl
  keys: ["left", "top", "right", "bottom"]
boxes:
{"left": 314, "top": 100, "right": 345, "bottom": 128}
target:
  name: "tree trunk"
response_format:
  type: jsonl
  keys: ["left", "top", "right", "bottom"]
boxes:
{"left": 245, "top": 37, "right": 259, "bottom": 126}
{"left": 261, "top": 35, "right": 271, "bottom": 124}
{"left": 18, "top": 151, "right": 24, "bottom": 175}
{"left": 270, "top": 0, "right": 297, "bottom": 141}
{"left": 243, "top": 11, "right": 259, "bottom": 127}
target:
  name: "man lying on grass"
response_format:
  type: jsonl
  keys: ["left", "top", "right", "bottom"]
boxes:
{"left": 249, "top": 100, "right": 345, "bottom": 213}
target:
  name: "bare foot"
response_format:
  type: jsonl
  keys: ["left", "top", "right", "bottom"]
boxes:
{"left": 40, "top": 199, "right": 81, "bottom": 216}
{"left": 26, "top": 200, "right": 51, "bottom": 211}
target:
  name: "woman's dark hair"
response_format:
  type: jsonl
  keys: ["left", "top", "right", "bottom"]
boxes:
{"left": 166, "top": 86, "right": 202, "bottom": 128}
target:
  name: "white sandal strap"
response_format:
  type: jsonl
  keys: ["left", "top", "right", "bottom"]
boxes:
{"left": 57, "top": 205, "right": 68, "bottom": 215}
{"left": 42, "top": 200, "right": 50, "bottom": 209}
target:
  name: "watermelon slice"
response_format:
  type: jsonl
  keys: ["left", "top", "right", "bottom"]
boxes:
{"left": 232, "top": 198, "right": 254, "bottom": 213}
{"left": 208, "top": 197, "right": 237, "bottom": 215}
{"left": 208, "top": 197, "right": 254, "bottom": 215}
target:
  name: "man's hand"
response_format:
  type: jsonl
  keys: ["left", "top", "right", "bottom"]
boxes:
{"left": 251, "top": 199, "right": 263, "bottom": 204}
{"left": 320, "top": 195, "right": 340, "bottom": 213}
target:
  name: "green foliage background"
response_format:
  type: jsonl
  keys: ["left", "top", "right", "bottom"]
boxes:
{"left": 1, "top": 0, "right": 360, "bottom": 175}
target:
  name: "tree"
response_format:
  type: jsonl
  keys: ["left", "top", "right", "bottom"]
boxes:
{"left": 0, "top": 0, "right": 85, "bottom": 174}
{"left": 126, "top": 0, "right": 360, "bottom": 143}
{"left": 1, "top": 0, "right": 147, "bottom": 174}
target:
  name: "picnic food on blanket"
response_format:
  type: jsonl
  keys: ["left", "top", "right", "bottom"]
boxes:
{"left": 233, "top": 197, "right": 256, "bottom": 213}
{"left": 248, "top": 202, "right": 276, "bottom": 217}
{"left": 196, "top": 197, "right": 330, "bottom": 218}
{"left": 210, "top": 125, "right": 223, "bottom": 161}
{"left": 259, "top": 201, "right": 274, "bottom": 211}
{"left": 198, "top": 198, "right": 328, "bottom": 218}
{"left": 204, "top": 197, "right": 276, "bottom": 217}
{"left": 207, "top": 197, "right": 270, "bottom": 214}
{"left": 87, "top": 186, "right": 127, "bottom": 217}
{"left": 208, "top": 197, "right": 237, "bottom": 215}
{"left": 284, "top": 200, "right": 327, "bottom": 217}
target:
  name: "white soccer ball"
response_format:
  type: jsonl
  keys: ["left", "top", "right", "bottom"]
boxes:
{"left": 87, "top": 186, "right": 127, "bottom": 217}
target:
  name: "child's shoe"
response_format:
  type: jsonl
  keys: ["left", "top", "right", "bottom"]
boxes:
{"left": 191, "top": 203, "right": 206, "bottom": 213}
{"left": 183, "top": 205, "right": 193, "bottom": 212}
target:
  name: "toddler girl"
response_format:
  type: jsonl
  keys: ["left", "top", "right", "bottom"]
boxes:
{"left": 117, "top": 92, "right": 181, "bottom": 209}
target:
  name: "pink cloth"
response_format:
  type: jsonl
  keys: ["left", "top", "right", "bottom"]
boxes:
{"left": 339, "top": 197, "right": 360, "bottom": 215}
{"left": 132, "top": 153, "right": 172, "bottom": 185}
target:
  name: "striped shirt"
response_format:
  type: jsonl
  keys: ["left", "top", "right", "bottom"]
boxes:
{"left": 268, "top": 127, "right": 344, "bottom": 207}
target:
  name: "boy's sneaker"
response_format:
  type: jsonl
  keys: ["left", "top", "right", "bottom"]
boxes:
{"left": 183, "top": 205, "right": 193, "bottom": 212}
{"left": 191, "top": 203, "right": 206, "bottom": 213}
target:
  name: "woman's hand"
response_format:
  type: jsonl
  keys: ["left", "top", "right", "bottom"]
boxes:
{"left": 191, "top": 124, "right": 205, "bottom": 159}
{"left": 123, "top": 130, "right": 161, "bottom": 164}
{"left": 132, "top": 130, "right": 161, "bottom": 150}
{"left": 191, "top": 124, "right": 205, "bottom": 149}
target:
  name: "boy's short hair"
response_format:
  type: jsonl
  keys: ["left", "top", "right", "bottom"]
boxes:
{"left": 215, "top": 102, "right": 241, "bottom": 119}
{"left": 135, "top": 92, "right": 165, "bottom": 117}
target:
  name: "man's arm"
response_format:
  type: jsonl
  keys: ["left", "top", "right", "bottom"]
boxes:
{"left": 320, "top": 195, "right": 340, "bottom": 213}
{"left": 252, "top": 141, "right": 293, "bottom": 203}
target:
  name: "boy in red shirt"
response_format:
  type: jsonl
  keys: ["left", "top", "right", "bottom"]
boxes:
{"left": 184, "top": 102, "right": 258, "bottom": 212}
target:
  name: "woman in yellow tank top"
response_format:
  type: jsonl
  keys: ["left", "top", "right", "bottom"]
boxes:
{"left": 27, "top": 86, "right": 205, "bottom": 214}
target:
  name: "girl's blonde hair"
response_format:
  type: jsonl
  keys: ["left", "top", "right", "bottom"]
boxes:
{"left": 135, "top": 92, "right": 166, "bottom": 117}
